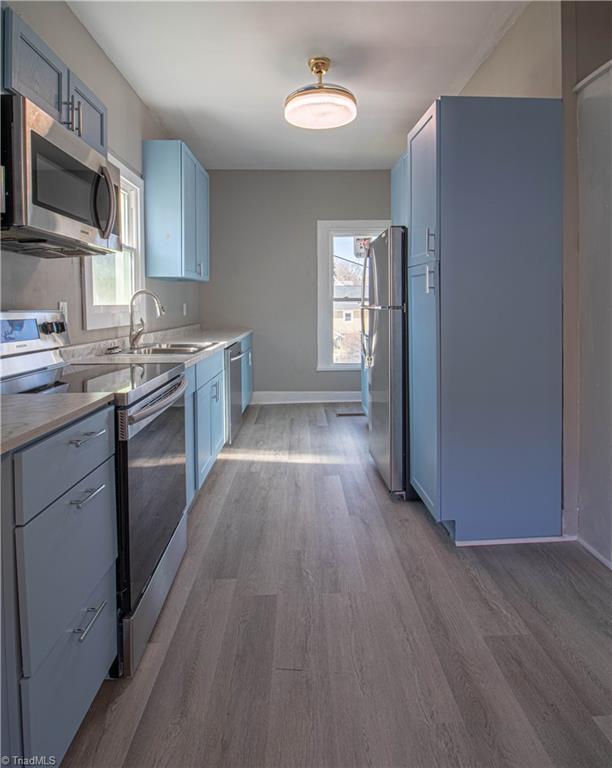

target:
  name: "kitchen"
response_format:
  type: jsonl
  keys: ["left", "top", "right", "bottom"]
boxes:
{"left": 1, "top": 2, "right": 611, "bottom": 767}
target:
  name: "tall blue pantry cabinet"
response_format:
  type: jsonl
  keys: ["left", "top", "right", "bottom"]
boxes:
{"left": 406, "top": 97, "right": 563, "bottom": 543}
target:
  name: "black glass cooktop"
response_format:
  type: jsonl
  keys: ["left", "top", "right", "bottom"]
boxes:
{"left": 1, "top": 362, "right": 184, "bottom": 405}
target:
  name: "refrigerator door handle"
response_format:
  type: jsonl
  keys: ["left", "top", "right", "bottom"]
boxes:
{"left": 361, "top": 246, "right": 373, "bottom": 366}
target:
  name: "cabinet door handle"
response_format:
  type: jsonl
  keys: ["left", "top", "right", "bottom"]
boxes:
{"left": 196, "top": 263, "right": 202, "bottom": 276}
{"left": 73, "top": 600, "right": 107, "bottom": 642}
{"left": 425, "top": 265, "right": 435, "bottom": 294}
{"left": 212, "top": 382, "right": 220, "bottom": 402}
{"left": 62, "top": 95, "right": 76, "bottom": 131}
{"left": 70, "top": 484, "right": 106, "bottom": 509}
{"left": 69, "top": 428, "right": 107, "bottom": 448}
{"left": 426, "top": 227, "right": 436, "bottom": 256}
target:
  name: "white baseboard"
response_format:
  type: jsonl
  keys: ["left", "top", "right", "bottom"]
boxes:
{"left": 578, "top": 537, "right": 612, "bottom": 570}
{"left": 455, "top": 535, "right": 577, "bottom": 547}
{"left": 252, "top": 390, "right": 361, "bottom": 405}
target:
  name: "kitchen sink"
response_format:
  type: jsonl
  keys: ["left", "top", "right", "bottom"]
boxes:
{"left": 129, "top": 342, "right": 218, "bottom": 355}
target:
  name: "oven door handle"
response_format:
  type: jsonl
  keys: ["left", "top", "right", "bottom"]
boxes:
{"left": 99, "top": 165, "right": 117, "bottom": 240}
{"left": 128, "top": 377, "right": 188, "bottom": 425}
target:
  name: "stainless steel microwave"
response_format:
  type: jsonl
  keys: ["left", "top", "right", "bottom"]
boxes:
{"left": 0, "top": 94, "right": 122, "bottom": 257}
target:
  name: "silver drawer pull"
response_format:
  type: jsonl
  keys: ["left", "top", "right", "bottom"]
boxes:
{"left": 69, "top": 428, "right": 107, "bottom": 448}
{"left": 70, "top": 484, "right": 106, "bottom": 509}
{"left": 73, "top": 600, "right": 107, "bottom": 643}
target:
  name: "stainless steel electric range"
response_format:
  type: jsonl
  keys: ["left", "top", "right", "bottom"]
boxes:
{"left": 0, "top": 310, "right": 188, "bottom": 676}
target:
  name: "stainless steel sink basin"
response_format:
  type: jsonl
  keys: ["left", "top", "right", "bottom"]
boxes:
{"left": 129, "top": 342, "right": 218, "bottom": 355}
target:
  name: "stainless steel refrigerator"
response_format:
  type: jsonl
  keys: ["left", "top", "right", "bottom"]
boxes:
{"left": 361, "top": 226, "right": 414, "bottom": 496}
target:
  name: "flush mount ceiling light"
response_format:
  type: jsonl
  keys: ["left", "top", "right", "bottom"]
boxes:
{"left": 284, "top": 57, "right": 357, "bottom": 130}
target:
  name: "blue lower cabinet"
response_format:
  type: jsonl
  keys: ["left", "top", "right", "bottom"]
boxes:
{"left": 361, "top": 356, "right": 368, "bottom": 416}
{"left": 196, "top": 381, "right": 214, "bottom": 488}
{"left": 211, "top": 371, "right": 225, "bottom": 455}
{"left": 20, "top": 566, "right": 116, "bottom": 763}
{"left": 184, "top": 367, "right": 197, "bottom": 507}
{"left": 195, "top": 369, "right": 226, "bottom": 489}
{"left": 408, "top": 262, "right": 439, "bottom": 519}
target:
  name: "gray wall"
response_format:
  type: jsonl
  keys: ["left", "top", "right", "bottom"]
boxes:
{"left": 200, "top": 171, "right": 390, "bottom": 393}
{"left": 460, "top": 2, "right": 562, "bottom": 98}
{"left": 1, "top": 1, "right": 200, "bottom": 346}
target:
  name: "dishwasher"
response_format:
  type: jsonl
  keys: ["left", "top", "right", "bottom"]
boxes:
{"left": 225, "top": 342, "right": 244, "bottom": 443}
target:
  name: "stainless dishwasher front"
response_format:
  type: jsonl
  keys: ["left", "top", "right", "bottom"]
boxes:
{"left": 225, "top": 342, "right": 244, "bottom": 444}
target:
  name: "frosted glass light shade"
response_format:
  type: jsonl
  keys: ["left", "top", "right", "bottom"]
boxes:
{"left": 284, "top": 84, "right": 357, "bottom": 130}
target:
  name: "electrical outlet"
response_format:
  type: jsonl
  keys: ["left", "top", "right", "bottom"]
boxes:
{"left": 183, "top": 303, "right": 188, "bottom": 317}
{"left": 58, "top": 300, "right": 68, "bottom": 320}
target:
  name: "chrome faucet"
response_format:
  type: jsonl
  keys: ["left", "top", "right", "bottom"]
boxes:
{"left": 129, "top": 289, "right": 165, "bottom": 349}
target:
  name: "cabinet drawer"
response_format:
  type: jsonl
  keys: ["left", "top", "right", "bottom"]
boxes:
{"left": 20, "top": 566, "right": 116, "bottom": 763}
{"left": 16, "top": 458, "right": 117, "bottom": 677}
{"left": 14, "top": 406, "right": 114, "bottom": 525}
{"left": 195, "top": 350, "right": 224, "bottom": 390}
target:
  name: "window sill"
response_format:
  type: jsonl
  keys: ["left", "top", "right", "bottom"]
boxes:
{"left": 316, "top": 364, "right": 361, "bottom": 372}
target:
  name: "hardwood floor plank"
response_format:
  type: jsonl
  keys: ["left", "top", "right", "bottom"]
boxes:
{"left": 123, "top": 578, "right": 237, "bottom": 768}
{"left": 195, "top": 593, "right": 277, "bottom": 768}
{"left": 486, "top": 633, "right": 612, "bottom": 767}
{"left": 476, "top": 545, "right": 612, "bottom": 716}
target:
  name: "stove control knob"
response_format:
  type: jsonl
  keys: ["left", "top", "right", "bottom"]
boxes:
{"left": 55, "top": 321, "right": 66, "bottom": 334}
{"left": 40, "top": 322, "right": 55, "bottom": 335}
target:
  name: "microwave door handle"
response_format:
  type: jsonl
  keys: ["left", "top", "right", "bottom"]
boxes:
{"left": 99, "top": 166, "right": 117, "bottom": 240}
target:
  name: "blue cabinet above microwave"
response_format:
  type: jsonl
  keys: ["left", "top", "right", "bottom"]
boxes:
{"left": 2, "top": 7, "right": 107, "bottom": 155}
{"left": 143, "top": 140, "right": 210, "bottom": 282}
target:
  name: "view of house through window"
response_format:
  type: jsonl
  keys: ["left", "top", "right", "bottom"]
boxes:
{"left": 332, "top": 235, "right": 370, "bottom": 364}
{"left": 317, "top": 220, "right": 388, "bottom": 371}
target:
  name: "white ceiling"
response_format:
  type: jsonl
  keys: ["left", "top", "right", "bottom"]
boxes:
{"left": 70, "top": 1, "right": 525, "bottom": 170}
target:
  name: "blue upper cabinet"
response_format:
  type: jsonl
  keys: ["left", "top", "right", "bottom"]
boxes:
{"left": 67, "top": 71, "right": 107, "bottom": 156}
{"left": 407, "top": 102, "right": 438, "bottom": 266}
{"left": 390, "top": 152, "right": 408, "bottom": 227}
{"left": 3, "top": 7, "right": 68, "bottom": 123}
{"left": 2, "top": 8, "right": 107, "bottom": 155}
{"left": 143, "top": 140, "right": 210, "bottom": 282}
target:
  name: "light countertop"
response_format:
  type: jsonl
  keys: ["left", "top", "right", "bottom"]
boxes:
{"left": 1, "top": 393, "right": 115, "bottom": 454}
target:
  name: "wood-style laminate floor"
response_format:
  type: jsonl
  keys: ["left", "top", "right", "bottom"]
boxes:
{"left": 64, "top": 404, "right": 612, "bottom": 768}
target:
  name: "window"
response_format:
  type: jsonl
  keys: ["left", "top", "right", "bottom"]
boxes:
{"left": 317, "top": 220, "right": 389, "bottom": 370}
{"left": 82, "top": 154, "right": 145, "bottom": 330}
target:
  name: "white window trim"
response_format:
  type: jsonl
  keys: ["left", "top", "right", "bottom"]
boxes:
{"left": 316, "top": 219, "right": 390, "bottom": 372}
{"left": 81, "top": 153, "right": 145, "bottom": 330}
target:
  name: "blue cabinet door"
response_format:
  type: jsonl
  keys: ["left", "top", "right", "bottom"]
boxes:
{"left": 184, "top": 368, "right": 197, "bottom": 507}
{"left": 407, "top": 102, "right": 438, "bottom": 266}
{"left": 3, "top": 7, "right": 69, "bottom": 123}
{"left": 181, "top": 146, "right": 199, "bottom": 280}
{"left": 390, "top": 153, "right": 408, "bottom": 227}
{"left": 195, "top": 166, "right": 210, "bottom": 281}
{"left": 196, "top": 382, "right": 213, "bottom": 488}
{"left": 143, "top": 140, "right": 210, "bottom": 281}
{"left": 67, "top": 71, "right": 107, "bottom": 155}
{"left": 211, "top": 371, "right": 225, "bottom": 456}
{"left": 408, "top": 262, "right": 439, "bottom": 519}
{"left": 360, "top": 355, "right": 368, "bottom": 416}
